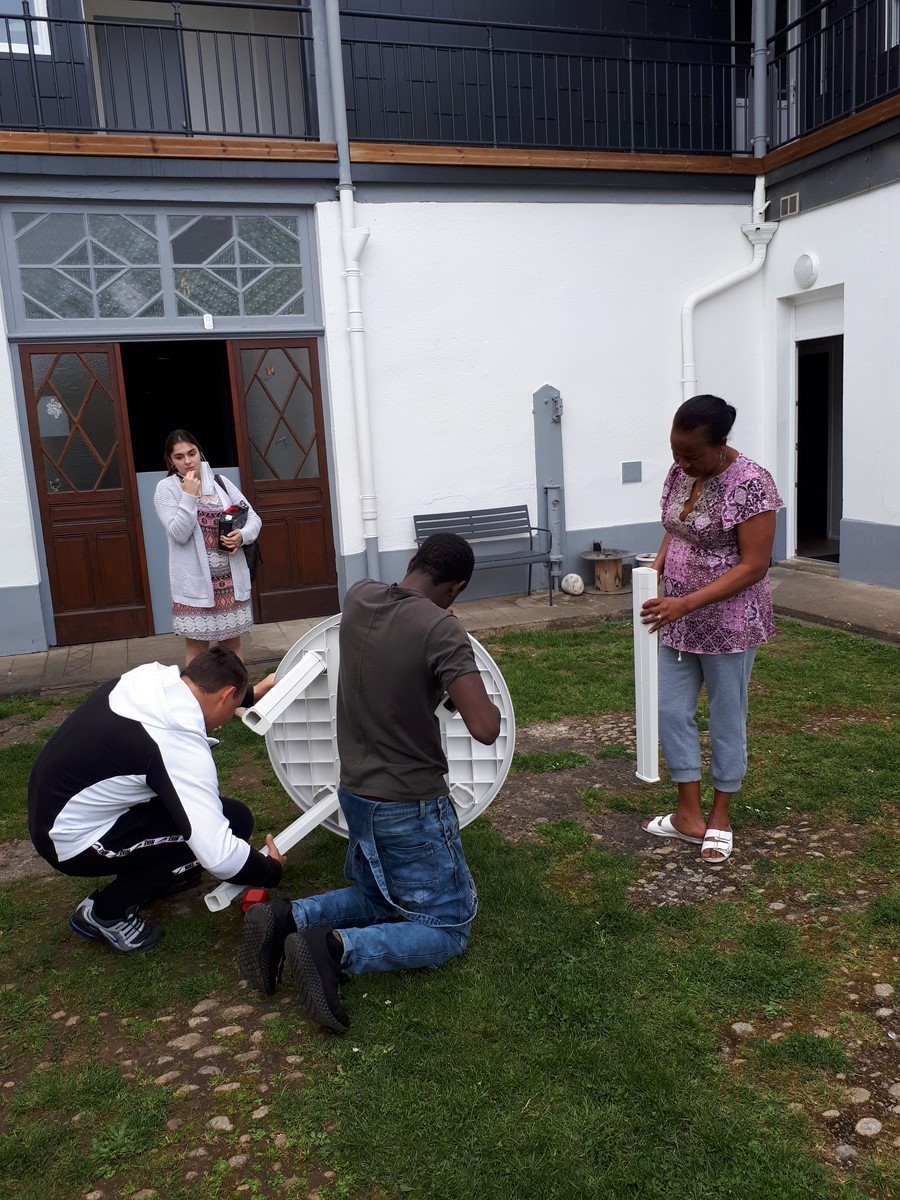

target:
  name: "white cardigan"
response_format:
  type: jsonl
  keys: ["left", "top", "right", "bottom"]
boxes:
{"left": 154, "top": 472, "right": 262, "bottom": 608}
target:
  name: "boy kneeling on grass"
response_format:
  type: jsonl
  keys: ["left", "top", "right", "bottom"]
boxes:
{"left": 238, "top": 534, "right": 500, "bottom": 1033}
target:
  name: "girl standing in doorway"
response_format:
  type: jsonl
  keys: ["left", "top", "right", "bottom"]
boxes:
{"left": 154, "top": 429, "right": 261, "bottom": 665}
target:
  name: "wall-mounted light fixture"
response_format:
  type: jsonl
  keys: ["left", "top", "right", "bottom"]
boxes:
{"left": 793, "top": 252, "right": 819, "bottom": 289}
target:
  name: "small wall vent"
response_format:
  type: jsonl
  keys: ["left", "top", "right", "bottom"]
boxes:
{"left": 780, "top": 192, "right": 800, "bottom": 218}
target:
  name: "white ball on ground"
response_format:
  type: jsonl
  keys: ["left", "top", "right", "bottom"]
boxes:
{"left": 560, "top": 573, "right": 585, "bottom": 596}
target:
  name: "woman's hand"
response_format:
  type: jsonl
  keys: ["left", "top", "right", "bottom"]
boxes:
{"left": 220, "top": 529, "right": 244, "bottom": 553}
{"left": 181, "top": 468, "right": 201, "bottom": 497}
{"left": 641, "top": 595, "right": 689, "bottom": 632}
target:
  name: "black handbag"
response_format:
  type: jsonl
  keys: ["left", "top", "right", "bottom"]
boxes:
{"left": 215, "top": 475, "right": 263, "bottom": 582}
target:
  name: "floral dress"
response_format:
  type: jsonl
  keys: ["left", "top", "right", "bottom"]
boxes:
{"left": 171, "top": 493, "right": 253, "bottom": 641}
{"left": 660, "top": 454, "right": 783, "bottom": 655}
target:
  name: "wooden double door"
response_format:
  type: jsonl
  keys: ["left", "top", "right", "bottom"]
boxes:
{"left": 22, "top": 338, "right": 338, "bottom": 645}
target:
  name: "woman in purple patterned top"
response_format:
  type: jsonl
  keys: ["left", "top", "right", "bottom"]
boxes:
{"left": 640, "top": 395, "right": 783, "bottom": 863}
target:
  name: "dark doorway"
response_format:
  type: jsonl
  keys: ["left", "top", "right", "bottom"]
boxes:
{"left": 796, "top": 335, "right": 843, "bottom": 561}
{"left": 120, "top": 340, "right": 236, "bottom": 471}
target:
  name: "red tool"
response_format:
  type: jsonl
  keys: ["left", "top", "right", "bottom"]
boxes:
{"left": 240, "top": 887, "right": 270, "bottom": 913}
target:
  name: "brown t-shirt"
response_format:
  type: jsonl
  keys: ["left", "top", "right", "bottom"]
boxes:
{"left": 336, "top": 580, "right": 478, "bottom": 803}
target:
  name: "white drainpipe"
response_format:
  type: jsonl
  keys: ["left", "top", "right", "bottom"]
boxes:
{"left": 681, "top": 176, "right": 777, "bottom": 403}
{"left": 324, "top": 0, "right": 380, "bottom": 580}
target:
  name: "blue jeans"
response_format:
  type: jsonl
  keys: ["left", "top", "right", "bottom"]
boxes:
{"left": 291, "top": 789, "right": 478, "bottom": 975}
{"left": 658, "top": 644, "right": 757, "bottom": 793}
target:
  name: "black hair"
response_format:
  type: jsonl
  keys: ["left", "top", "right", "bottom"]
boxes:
{"left": 181, "top": 646, "right": 248, "bottom": 695}
{"left": 410, "top": 533, "right": 475, "bottom": 585}
{"left": 672, "top": 394, "right": 736, "bottom": 444}
{"left": 163, "top": 428, "right": 204, "bottom": 475}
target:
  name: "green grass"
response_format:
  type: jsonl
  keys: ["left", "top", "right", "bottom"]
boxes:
{"left": 754, "top": 1031, "right": 851, "bottom": 1073}
{"left": 0, "top": 739, "right": 51, "bottom": 842}
{"left": 596, "top": 744, "right": 635, "bottom": 760}
{"left": 510, "top": 749, "right": 590, "bottom": 773}
{"left": 1, "top": 1063, "right": 171, "bottom": 1197}
{"left": 1, "top": 617, "right": 899, "bottom": 1198}
{"left": 0, "top": 696, "right": 63, "bottom": 722}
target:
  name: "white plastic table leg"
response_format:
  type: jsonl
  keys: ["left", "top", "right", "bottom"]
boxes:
{"left": 242, "top": 651, "right": 326, "bottom": 735}
{"left": 632, "top": 566, "right": 660, "bottom": 783}
{"left": 203, "top": 790, "right": 342, "bottom": 912}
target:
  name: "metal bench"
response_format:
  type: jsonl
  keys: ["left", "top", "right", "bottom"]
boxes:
{"left": 413, "top": 505, "right": 553, "bottom": 604}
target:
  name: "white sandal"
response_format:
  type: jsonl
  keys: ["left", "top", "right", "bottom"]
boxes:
{"left": 701, "top": 828, "right": 733, "bottom": 863}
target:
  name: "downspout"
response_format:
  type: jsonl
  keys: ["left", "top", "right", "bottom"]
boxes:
{"left": 323, "top": 0, "right": 380, "bottom": 580}
{"left": 751, "top": 0, "right": 769, "bottom": 158}
{"left": 681, "top": 176, "right": 777, "bottom": 403}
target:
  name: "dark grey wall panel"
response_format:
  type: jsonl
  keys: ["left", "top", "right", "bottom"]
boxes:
{"left": 840, "top": 519, "right": 900, "bottom": 590}
{"left": 0, "top": 585, "right": 49, "bottom": 655}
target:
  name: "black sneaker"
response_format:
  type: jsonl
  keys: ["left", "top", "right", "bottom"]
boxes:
{"left": 69, "top": 895, "right": 164, "bottom": 954}
{"left": 284, "top": 924, "right": 349, "bottom": 1035}
{"left": 237, "top": 898, "right": 296, "bottom": 996}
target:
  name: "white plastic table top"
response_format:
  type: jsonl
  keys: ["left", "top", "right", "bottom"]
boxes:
{"left": 263, "top": 614, "right": 516, "bottom": 837}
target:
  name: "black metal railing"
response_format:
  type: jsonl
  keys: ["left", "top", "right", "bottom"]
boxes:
{"left": 768, "top": 0, "right": 900, "bottom": 148}
{"left": 0, "top": 0, "right": 318, "bottom": 139}
{"left": 341, "top": 11, "right": 752, "bottom": 155}
{"left": 1, "top": 2, "right": 898, "bottom": 157}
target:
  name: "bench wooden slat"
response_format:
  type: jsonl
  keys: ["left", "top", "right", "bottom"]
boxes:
{"left": 412, "top": 504, "right": 553, "bottom": 604}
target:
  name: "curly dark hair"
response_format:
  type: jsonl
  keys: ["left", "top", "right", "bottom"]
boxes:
{"left": 410, "top": 533, "right": 475, "bottom": 585}
{"left": 672, "top": 394, "right": 736, "bottom": 444}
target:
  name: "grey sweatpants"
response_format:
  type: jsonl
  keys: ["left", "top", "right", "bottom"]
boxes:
{"left": 658, "top": 643, "right": 758, "bottom": 794}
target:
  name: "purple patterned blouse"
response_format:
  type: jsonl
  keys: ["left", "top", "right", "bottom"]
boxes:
{"left": 660, "top": 454, "right": 783, "bottom": 654}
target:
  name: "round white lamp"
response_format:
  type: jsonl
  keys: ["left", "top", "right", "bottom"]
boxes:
{"left": 793, "top": 252, "right": 819, "bottom": 289}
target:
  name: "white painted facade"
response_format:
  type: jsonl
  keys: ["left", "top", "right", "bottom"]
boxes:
{"left": 3, "top": 174, "right": 900, "bottom": 654}
{"left": 0, "top": 278, "right": 42, "bottom": 607}
{"left": 762, "top": 180, "right": 900, "bottom": 541}
{"left": 316, "top": 194, "right": 769, "bottom": 563}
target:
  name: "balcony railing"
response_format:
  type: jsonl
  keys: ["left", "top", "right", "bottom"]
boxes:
{"left": 341, "top": 11, "right": 752, "bottom": 156}
{"left": 768, "top": 0, "right": 900, "bottom": 148}
{"left": 0, "top": 3, "right": 897, "bottom": 158}
{"left": 0, "top": 0, "right": 318, "bottom": 139}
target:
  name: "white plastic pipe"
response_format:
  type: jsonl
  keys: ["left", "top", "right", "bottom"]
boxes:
{"left": 204, "top": 791, "right": 342, "bottom": 912}
{"left": 324, "top": 0, "right": 380, "bottom": 579}
{"left": 681, "top": 176, "right": 777, "bottom": 402}
{"left": 632, "top": 567, "right": 660, "bottom": 783}
{"left": 242, "top": 652, "right": 326, "bottom": 735}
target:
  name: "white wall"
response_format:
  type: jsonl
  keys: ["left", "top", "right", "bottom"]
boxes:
{"left": 762, "top": 181, "right": 900, "bottom": 530}
{"left": 0, "top": 280, "right": 41, "bottom": 591}
{"left": 317, "top": 194, "right": 768, "bottom": 559}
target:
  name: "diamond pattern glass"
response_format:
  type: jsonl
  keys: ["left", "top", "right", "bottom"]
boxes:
{"left": 89, "top": 215, "right": 158, "bottom": 264}
{"left": 36, "top": 354, "right": 121, "bottom": 493}
{"left": 97, "top": 269, "right": 164, "bottom": 318}
{"left": 15, "top": 211, "right": 161, "bottom": 320}
{"left": 244, "top": 268, "right": 303, "bottom": 316}
{"left": 21, "top": 268, "right": 93, "bottom": 318}
{"left": 53, "top": 355, "right": 93, "bottom": 414}
{"left": 245, "top": 378, "right": 279, "bottom": 449}
{"left": 267, "top": 420, "right": 303, "bottom": 478}
{"left": 13, "top": 209, "right": 306, "bottom": 322}
{"left": 169, "top": 216, "right": 233, "bottom": 264}
{"left": 60, "top": 429, "right": 103, "bottom": 490}
{"left": 175, "top": 269, "right": 240, "bottom": 316}
{"left": 172, "top": 214, "right": 305, "bottom": 318}
{"left": 285, "top": 382, "right": 316, "bottom": 451}
{"left": 242, "top": 347, "right": 318, "bottom": 481}
{"left": 78, "top": 384, "right": 116, "bottom": 461}
{"left": 16, "top": 214, "right": 87, "bottom": 265}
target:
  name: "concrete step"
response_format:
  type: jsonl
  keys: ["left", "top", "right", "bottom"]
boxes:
{"left": 774, "top": 556, "right": 840, "bottom": 578}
